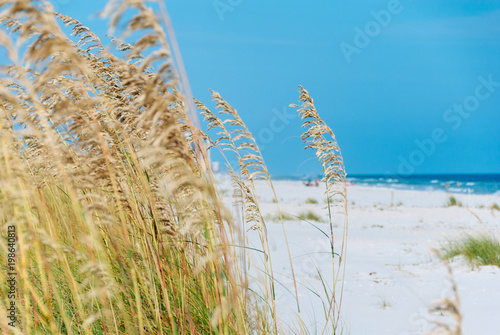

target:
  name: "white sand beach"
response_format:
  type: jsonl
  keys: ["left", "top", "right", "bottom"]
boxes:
{"left": 218, "top": 178, "right": 500, "bottom": 334}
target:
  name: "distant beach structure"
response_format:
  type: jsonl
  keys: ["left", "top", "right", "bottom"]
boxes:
{"left": 303, "top": 178, "right": 320, "bottom": 187}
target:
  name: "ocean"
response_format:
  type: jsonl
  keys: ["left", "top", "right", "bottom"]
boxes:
{"left": 273, "top": 174, "right": 500, "bottom": 195}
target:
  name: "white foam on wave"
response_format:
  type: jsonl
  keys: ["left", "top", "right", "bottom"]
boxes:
{"left": 448, "top": 187, "right": 466, "bottom": 193}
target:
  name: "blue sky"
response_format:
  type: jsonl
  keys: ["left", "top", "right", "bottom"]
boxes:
{"left": 41, "top": 1, "right": 500, "bottom": 175}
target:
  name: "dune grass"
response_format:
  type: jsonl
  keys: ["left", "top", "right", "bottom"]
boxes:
{"left": 305, "top": 198, "right": 319, "bottom": 204}
{"left": 265, "top": 211, "right": 325, "bottom": 223}
{"left": 442, "top": 235, "right": 500, "bottom": 268}
{"left": 446, "top": 196, "right": 463, "bottom": 207}
{"left": 0, "top": 1, "right": 349, "bottom": 334}
{"left": 0, "top": 3, "right": 256, "bottom": 333}
{"left": 298, "top": 211, "right": 325, "bottom": 223}
{"left": 265, "top": 213, "right": 296, "bottom": 222}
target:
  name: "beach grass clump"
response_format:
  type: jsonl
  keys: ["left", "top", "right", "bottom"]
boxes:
{"left": 0, "top": 1, "right": 266, "bottom": 333}
{"left": 305, "top": 197, "right": 319, "bottom": 204}
{"left": 0, "top": 1, "right": 350, "bottom": 334}
{"left": 266, "top": 211, "right": 325, "bottom": 224}
{"left": 298, "top": 210, "right": 324, "bottom": 223}
{"left": 265, "top": 213, "right": 296, "bottom": 222}
{"left": 446, "top": 196, "right": 462, "bottom": 207}
{"left": 490, "top": 203, "right": 500, "bottom": 211}
{"left": 442, "top": 235, "right": 500, "bottom": 268}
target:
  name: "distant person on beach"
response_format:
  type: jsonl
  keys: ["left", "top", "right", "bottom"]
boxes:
{"left": 303, "top": 179, "right": 320, "bottom": 187}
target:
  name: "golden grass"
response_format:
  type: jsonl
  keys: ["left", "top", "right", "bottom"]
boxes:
{"left": 427, "top": 250, "right": 463, "bottom": 335}
{"left": 0, "top": 1, "right": 349, "bottom": 334}
{"left": 0, "top": 1, "right": 250, "bottom": 333}
{"left": 292, "top": 87, "right": 349, "bottom": 332}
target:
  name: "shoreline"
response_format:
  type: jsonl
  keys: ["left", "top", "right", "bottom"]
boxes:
{"left": 214, "top": 173, "right": 500, "bottom": 196}
{"left": 248, "top": 179, "right": 500, "bottom": 208}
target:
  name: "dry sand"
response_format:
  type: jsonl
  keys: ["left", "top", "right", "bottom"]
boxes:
{"left": 218, "top": 177, "right": 500, "bottom": 334}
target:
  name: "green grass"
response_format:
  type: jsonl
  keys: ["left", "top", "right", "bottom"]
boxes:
{"left": 266, "top": 211, "right": 325, "bottom": 223}
{"left": 265, "top": 213, "right": 296, "bottom": 221}
{"left": 446, "top": 196, "right": 462, "bottom": 207}
{"left": 490, "top": 203, "right": 500, "bottom": 211}
{"left": 442, "top": 235, "right": 500, "bottom": 268}
{"left": 305, "top": 198, "right": 318, "bottom": 204}
{"left": 265, "top": 211, "right": 325, "bottom": 223}
{"left": 298, "top": 210, "right": 324, "bottom": 223}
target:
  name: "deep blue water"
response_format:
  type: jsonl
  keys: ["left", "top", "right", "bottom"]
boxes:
{"left": 272, "top": 174, "right": 500, "bottom": 195}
